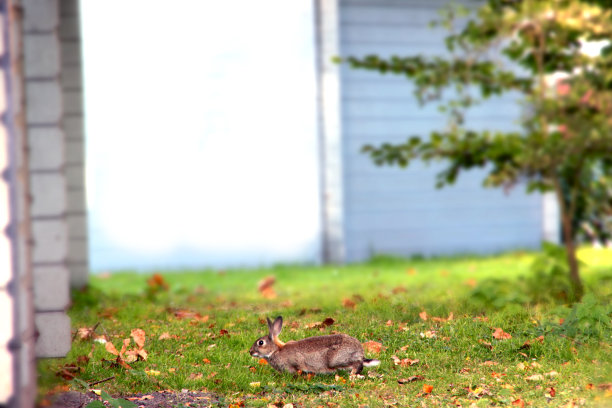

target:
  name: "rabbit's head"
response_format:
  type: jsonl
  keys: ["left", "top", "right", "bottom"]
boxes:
{"left": 249, "top": 316, "right": 285, "bottom": 358}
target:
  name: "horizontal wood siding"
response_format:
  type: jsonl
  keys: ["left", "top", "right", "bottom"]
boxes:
{"left": 338, "top": 0, "right": 543, "bottom": 262}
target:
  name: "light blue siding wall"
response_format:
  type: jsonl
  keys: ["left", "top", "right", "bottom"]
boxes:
{"left": 338, "top": 0, "right": 543, "bottom": 261}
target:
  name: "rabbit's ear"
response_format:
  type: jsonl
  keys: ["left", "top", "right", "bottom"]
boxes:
{"left": 266, "top": 317, "right": 274, "bottom": 334}
{"left": 270, "top": 316, "right": 283, "bottom": 337}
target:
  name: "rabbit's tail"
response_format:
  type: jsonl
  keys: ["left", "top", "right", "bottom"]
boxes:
{"left": 363, "top": 359, "right": 380, "bottom": 367}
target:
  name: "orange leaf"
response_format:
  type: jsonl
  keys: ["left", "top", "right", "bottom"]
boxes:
{"left": 492, "top": 328, "right": 512, "bottom": 340}
{"left": 105, "top": 342, "right": 119, "bottom": 356}
{"left": 512, "top": 399, "right": 525, "bottom": 407}
{"left": 137, "top": 349, "right": 148, "bottom": 361}
{"left": 147, "top": 273, "right": 169, "bottom": 290}
{"left": 158, "top": 332, "right": 172, "bottom": 340}
{"left": 548, "top": 386, "right": 556, "bottom": 397}
{"left": 120, "top": 338, "right": 130, "bottom": 356}
{"left": 77, "top": 327, "right": 95, "bottom": 340}
{"left": 423, "top": 384, "right": 433, "bottom": 394}
{"left": 342, "top": 298, "right": 356, "bottom": 309}
{"left": 116, "top": 355, "right": 132, "bottom": 370}
{"left": 258, "top": 358, "right": 268, "bottom": 365}
{"left": 260, "top": 287, "right": 277, "bottom": 299}
{"left": 419, "top": 311, "right": 428, "bottom": 321}
{"left": 202, "top": 358, "right": 211, "bottom": 364}
{"left": 391, "top": 356, "right": 419, "bottom": 367}
{"left": 257, "top": 276, "right": 275, "bottom": 292}
{"left": 363, "top": 341, "right": 384, "bottom": 354}
{"left": 520, "top": 335, "right": 544, "bottom": 349}
{"left": 131, "top": 328, "right": 146, "bottom": 350}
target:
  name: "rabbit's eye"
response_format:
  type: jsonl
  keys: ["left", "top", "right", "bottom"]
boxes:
{"left": 258, "top": 340, "right": 265, "bottom": 346}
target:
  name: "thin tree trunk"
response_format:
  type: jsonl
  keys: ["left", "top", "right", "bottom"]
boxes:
{"left": 554, "top": 180, "right": 584, "bottom": 301}
{"left": 560, "top": 210, "right": 584, "bottom": 301}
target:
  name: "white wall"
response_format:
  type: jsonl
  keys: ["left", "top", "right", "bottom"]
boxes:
{"left": 81, "top": 1, "right": 321, "bottom": 271}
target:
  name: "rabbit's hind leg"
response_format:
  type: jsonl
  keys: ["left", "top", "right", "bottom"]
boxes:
{"left": 349, "top": 361, "right": 364, "bottom": 375}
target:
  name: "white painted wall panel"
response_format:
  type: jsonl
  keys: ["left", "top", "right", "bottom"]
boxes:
{"left": 338, "top": 0, "right": 543, "bottom": 262}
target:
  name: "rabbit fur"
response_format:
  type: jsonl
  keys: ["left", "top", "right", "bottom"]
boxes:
{"left": 249, "top": 316, "right": 380, "bottom": 374}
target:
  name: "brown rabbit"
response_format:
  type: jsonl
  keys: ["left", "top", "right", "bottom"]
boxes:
{"left": 249, "top": 316, "right": 380, "bottom": 374}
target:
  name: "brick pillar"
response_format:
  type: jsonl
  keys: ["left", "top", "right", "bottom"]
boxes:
{"left": 1, "top": 0, "right": 38, "bottom": 405}
{"left": 22, "top": 0, "right": 71, "bottom": 358}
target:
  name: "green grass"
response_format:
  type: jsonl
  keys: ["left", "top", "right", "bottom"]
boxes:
{"left": 38, "top": 249, "right": 612, "bottom": 407}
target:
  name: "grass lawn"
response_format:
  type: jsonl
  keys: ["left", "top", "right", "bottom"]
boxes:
{"left": 38, "top": 249, "right": 612, "bottom": 407}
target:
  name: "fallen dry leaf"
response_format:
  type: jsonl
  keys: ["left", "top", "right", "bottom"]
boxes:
{"left": 420, "top": 330, "right": 436, "bottom": 339}
{"left": 431, "top": 312, "right": 454, "bottom": 323}
{"left": 173, "top": 309, "right": 209, "bottom": 323}
{"left": 260, "top": 287, "right": 277, "bottom": 299}
{"left": 512, "top": 398, "right": 525, "bottom": 407}
{"left": 363, "top": 341, "right": 384, "bottom": 354}
{"left": 548, "top": 386, "right": 556, "bottom": 397}
{"left": 423, "top": 384, "right": 433, "bottom": 394}
{"left": 305, "top": 318, "right": 335, "bottom": 330}
{"left": 257, "top": 276, "right": 276, "bottom": 299}
{"left": 131, "top": 328, "right": 146, "bottom": 350}
{"left": 120, "top": 338, "right": 130, "bottom": 356}
{"left": 158, "top": 332, "right": 175, "bottom": 340}
{"left": 492, "top": 328, "right": 512, "bottom": 340}
{"left": 76, "top": 326, "right": 96, "bottom": 340}
{"left": 202, "top": 358, "right": 211, "bottom": 364}
{"left": 419, "top": 311, "right": 428, "bottom": 321}
{"left": 145, "top": 369, "right": 160, "bottom": 376}
{"left": 105, "top": 342, "right": 119, "bottom": 356}
{"left": 258, "top": 358, "right": 268, "bottom": 365}
{"left": 116, "top": 356, "right": 132, "bottom": 370}
{"left": 189, "top": 373, "right": 203, "bottom": 380}
{"left": 398, "top": 375, "right": 424, "bottom": 384}
{"left": 391, "top": 355, "right": 419, "bottom": 367}
{"left": 147, "top": 273, "right": 169, "bottom": 292}
{"left": 342, "top": 298, "right": 356, "bottom": 309}
{"left": 526, "top": 374, "right": 544, "bottom": 382}
{"left": 479, "top": 339, "right": 493, "bottom": 350}
{"left": 520, "top": 335, "right": 544, "bottom": 349}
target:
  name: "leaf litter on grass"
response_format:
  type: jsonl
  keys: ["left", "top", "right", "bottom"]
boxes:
{"left": 38, "top": 251, "right": 612, "bottom": 407}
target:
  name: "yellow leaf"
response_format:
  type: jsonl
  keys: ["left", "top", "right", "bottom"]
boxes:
{"left": 145, "top": 369, "right": 161, "bottom": 376}
{"left": 91, "top": 389, "right": 101, "bottom": 396}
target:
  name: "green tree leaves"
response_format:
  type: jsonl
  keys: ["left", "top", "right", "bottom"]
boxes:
{"left": 339, "top": 0, "right": 612, "bottom": 300}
